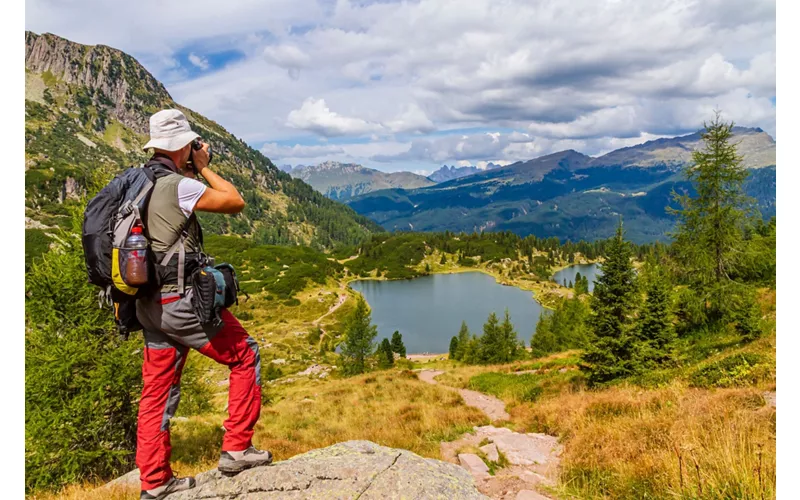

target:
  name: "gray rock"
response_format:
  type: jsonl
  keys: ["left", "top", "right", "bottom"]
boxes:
{"left": 164, "top": 441, "right": 487, "bottom": 499}
{"left": 479, "top": 443, "right": 499, "bottom": 462}
{"left": 458, "top": 453, "right": 490, "bottom": 479}
{"left": 516, "top": 490, "right": 550, "bottom": 500}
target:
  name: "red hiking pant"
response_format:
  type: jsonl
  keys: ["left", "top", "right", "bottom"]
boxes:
{"left": 135, "top": 306, "right": 261, "bottom": 490}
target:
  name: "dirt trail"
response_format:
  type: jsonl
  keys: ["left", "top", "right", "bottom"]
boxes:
{"left": 312, "top": 292, "right": 347, "bottom": 327}
{"left": 418, "top": 369, "right": 560, "bottom": 500}
{"left": 418, "top": 369, "right": 510, "bottom": 422}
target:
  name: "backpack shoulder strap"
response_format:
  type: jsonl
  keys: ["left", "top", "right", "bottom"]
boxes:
{"left": 158, "top": 212, "right": 200, "bottom": 296}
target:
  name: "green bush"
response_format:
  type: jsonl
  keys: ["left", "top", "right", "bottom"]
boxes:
{"left": 689, "top": 353, "right": 770, "bottom": 388}
{"left": 25, "top": 228, "right": 143, "bottom": 492}
{"left": 25, "top": 213, "right": 210, "bottom": 492}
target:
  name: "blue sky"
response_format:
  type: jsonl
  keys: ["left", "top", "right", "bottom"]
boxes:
{"left": 25, "top": 0, "right": 776, "bottom": 175}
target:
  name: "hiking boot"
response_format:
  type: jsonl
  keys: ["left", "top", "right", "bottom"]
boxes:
{"left": 140, "top": 476, "right": 196, "bottom": 500}
{"left": 218, "top": 446, "right": 273, "bottom": 474}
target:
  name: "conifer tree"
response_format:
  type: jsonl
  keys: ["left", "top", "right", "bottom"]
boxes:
{"left": 636, "top": 264, "right": 675, "bottom": 367}
{"left": 341, "top": 296, "right": 378, "bottom": 376}
{"left": 581, "top": 220, "right": 640, "bottom": 385}
{"left": 449, "top": 336, "right": 459, "bottom": 360}
{"left": 733, "top": 288, "right": 763, "bottom": 342}
{"left": 440, "top": 254, "right": 447, "bottom": 265}
{"left": 668, "top": 112, "right": 755, "bottom": 323}
{"left": 498, "top": 309, "right": 521, "bottom": 362}
{"left": 455, "top": 321, "right": 470, "bottom": 361}
{"left": 477, "top": 312, "right": 500, "bottom": 364}
{"left": 378, "top": 338, "right": 394, "bottom": 369}
{"left": 390, "top": 330, "right": 406, "bottom": 358}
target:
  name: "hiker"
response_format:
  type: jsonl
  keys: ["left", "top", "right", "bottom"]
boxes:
{"left": 134, "top": 109, "right": 271, "bottom": 499}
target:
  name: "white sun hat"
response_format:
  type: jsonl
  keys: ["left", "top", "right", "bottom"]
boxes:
{"left": 142, "top": 109, "right": 200, "bottom": 151}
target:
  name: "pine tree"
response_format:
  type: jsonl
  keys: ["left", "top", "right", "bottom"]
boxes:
{"left": 668, "top": 112, "right": 755, "bottom": 323}
{"left": 440, "top": 254, "right": 447, "bottom": 265}
{"left": 581, "top": 220, "right": 640, "bottom": 385}
{"left": 390, "top": 331, "right": 406, "bottom": 358}
{"left": 733, "top": 288, "right": 763, "bottom": 342}
{"left": 530, "top": 311, "right": 559, "bottom": 358}
{"left": 636, "top": 265, "right": 675, "bottom": 367}
{"left": 378, "top": 338, "right": 394, "bottom": 369}
{"left": 455, "top": 321, "right": 470, "bottom": 361}
{"left": 477, "top": 312, "right": 501, "bottom": 364}
{"left": 449, "top": 336, "right": 459, "bottom": 359}
{"left": 341, "top": 296, "right": 378, "bottom": 376}
{"left": 498, "top": 309, "right": 520, "bottom": 362}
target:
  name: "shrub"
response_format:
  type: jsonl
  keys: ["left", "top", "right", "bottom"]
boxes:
{"left": 689, "top": 353, "right": 770, "bottom": 388}
{"left": 25, "top": 211, "right": 210, "bottom": 492}
{"left": 25, "top": 226, "right": 143, "bottom": 492}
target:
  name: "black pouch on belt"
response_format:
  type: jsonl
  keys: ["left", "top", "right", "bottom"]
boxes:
{"left": 214, "top": 263, "right": 240, "bottom": 308}
{"left": 189, "top": 266, "right": 225, "bottom": 331}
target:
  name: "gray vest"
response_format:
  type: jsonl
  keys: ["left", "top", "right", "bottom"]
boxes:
{"left": 146, "top": 173, "right": 203, "bottom": 254}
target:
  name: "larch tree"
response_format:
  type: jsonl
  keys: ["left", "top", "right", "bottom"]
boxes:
{"left": 668, "top": 112, "right": 755, "bottom": 323}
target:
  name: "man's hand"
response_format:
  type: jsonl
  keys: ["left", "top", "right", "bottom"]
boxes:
{"left": 193, "top": 142, "right": 211, "bottom": 175}
{"left": 191, "top": 143, "right": 246, "bottom": 214}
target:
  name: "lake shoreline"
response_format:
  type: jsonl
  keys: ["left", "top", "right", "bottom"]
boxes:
{"left": 348, "top": 272, "right": 547, "bottom": 354}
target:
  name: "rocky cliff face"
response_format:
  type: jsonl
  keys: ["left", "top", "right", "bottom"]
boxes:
{"left": 25, "top": 31, "right": 171, "bottom": 134}
{"left": 106, "top": 441, "right": 488, "bottom": 499}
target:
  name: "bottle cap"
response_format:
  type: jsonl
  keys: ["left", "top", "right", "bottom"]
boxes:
{"left": 131, "top": 226, "right": 143, "bottom": 234}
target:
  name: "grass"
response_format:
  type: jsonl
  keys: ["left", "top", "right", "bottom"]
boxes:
{"left": 514, "top": 382, "right": 775, "bottom": 499}
{"left": 29, "top": 273, "right": 776, "bottom": 500}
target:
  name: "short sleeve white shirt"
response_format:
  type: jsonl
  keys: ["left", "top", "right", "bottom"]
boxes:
{"left": 177, "top": 178, "right": 207, "bottom": 218}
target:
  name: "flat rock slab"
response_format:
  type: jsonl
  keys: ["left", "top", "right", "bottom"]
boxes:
{"left": 474, "top": 426, "right": 562, "bottom": 470}
{"left": 458, "top": 453, "right": 491, "bottom": 479}
{"left": 165, "top": 441, "right": 488, "bottom": 500}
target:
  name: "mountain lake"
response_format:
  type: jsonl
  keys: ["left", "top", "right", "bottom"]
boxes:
{"left": 348, "top": 271, "right": 545, "bottom": 354}
{"left": 551, "top": 263, "right": 603, "bottom": 293}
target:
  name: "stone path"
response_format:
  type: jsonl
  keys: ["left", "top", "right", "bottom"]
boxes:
{"left": 417, "top": 369, "right": 561, "bottom": 500}
{"left": 418, "top": 369, "right": 510, "bottom": 421}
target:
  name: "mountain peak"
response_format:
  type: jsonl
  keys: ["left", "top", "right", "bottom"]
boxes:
{"left": 25, "top": 30, "right": 173, "bottom": 135}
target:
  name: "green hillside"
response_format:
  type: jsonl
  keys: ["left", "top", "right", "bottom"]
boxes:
{"left": 24, "top": 31, "right": 381, "bottom": 250}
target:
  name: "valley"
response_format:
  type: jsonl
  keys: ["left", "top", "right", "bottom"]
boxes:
{"left": 23, "top": 29, "right": 777, "bottom": 500}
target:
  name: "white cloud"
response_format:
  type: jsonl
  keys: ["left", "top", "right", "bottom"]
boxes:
{"left": 287, "top": 97, "right": 384, "bottom": 137}
{"left": 26, "top": 0, "right": 777, "bottom": 168}
{"left": 384, "top": 104, "right": 435, "bottom": 134}
{"left": 187, "top": 53, "right": 209, "bottom": 70}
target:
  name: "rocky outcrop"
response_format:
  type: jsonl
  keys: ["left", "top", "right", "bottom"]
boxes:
{"left": 25, "top": 31, "right": 173, "bottom": 134}
{"left": 108, "top": 441, "right": 488, "bottom": 499}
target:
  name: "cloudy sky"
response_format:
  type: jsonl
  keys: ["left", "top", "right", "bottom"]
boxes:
{"left": 26, "top": 0, "right": 775, "bottom": 174}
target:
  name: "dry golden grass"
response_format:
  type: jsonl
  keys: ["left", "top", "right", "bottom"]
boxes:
{"left": 513, "top": 383, "right": 776, "bottom": 499}
{"left": 253, "top": 370, "right": 488, "bottom": 460}
{"left": 28, "top": 484, "right": 138, "bottom": 500}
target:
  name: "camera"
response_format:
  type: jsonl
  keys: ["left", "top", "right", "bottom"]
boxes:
{"left": 188, "top": 139, "right": 213, "bottom": 173}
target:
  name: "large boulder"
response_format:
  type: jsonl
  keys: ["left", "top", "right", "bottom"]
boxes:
{"left": 159, "top": 440, "right": 488, "bottom": 499}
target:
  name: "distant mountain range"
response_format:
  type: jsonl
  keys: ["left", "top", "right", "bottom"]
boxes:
{"left": 427, "top": 163, "right": 503, "bottom": 183}
{"left": 344, "top": 128, "right": 776, "bottom": 244}
{"left": 285, "top": 161, "right": 435, "bottom": 201}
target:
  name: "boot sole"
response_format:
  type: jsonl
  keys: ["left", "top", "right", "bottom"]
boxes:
{"left": 218, "top": 457, "right": 273, "bottom": 475}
